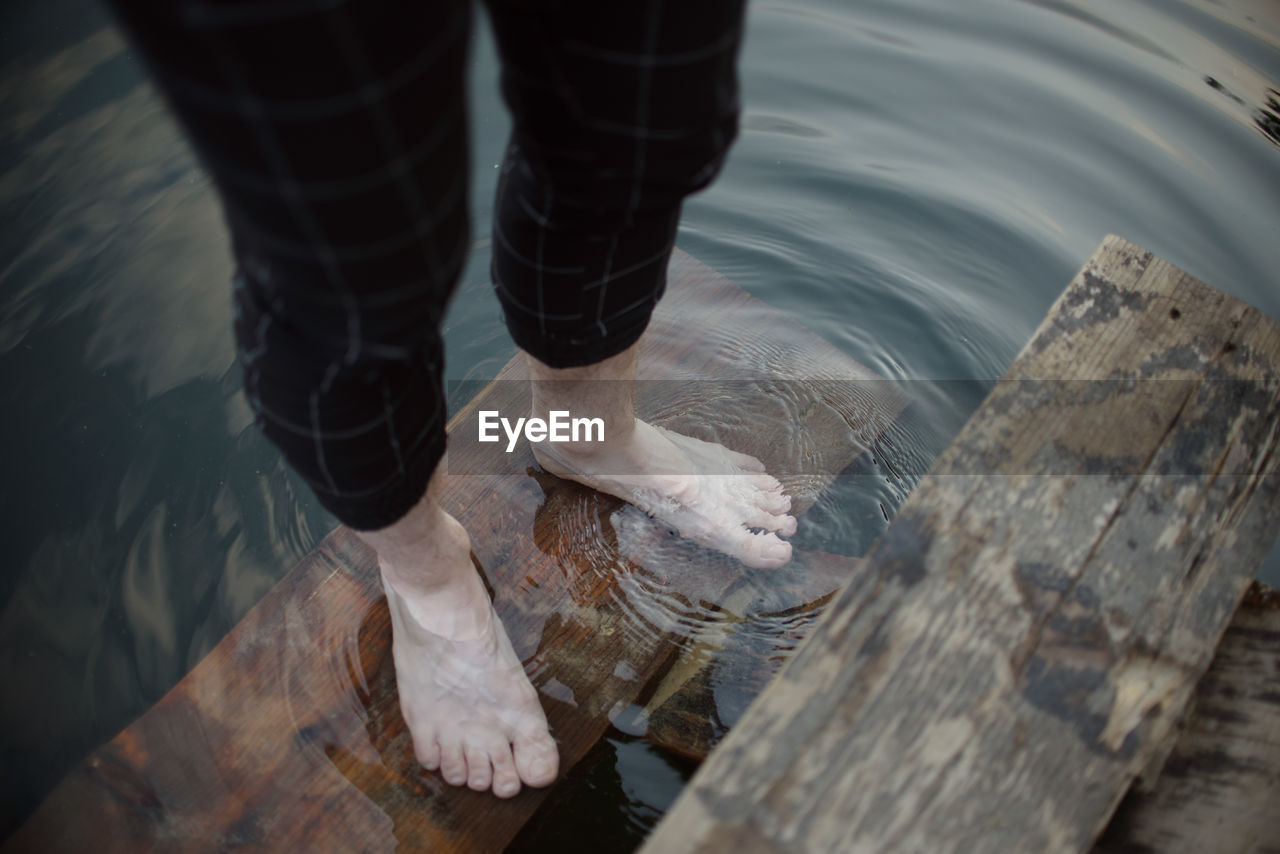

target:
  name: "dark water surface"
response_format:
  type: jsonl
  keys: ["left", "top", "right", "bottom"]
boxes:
{"left": 2, "top": 0, "right": 1278, "bottom": 845}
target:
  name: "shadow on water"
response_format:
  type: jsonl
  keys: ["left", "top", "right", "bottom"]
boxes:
{"left": 1202, "top": 74, "right": 1280, "bottom": 148}
{"left": 508, "top": 735, "right": 695, "bottom": 853}
{"left": 0, "top": 7, "right": 332, "bottom": 836}
{"left": 1252, "top": 87, "right": 1280, "bottom": 147}
{"left": 0, "top": 311, "right": 325, "bottom": 836}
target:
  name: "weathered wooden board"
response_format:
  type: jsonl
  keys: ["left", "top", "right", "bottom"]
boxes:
{"left": 640, "top": 235, "right": 1280, "bottom": 854}
{"left": 643, "top": 576, "right": 1280, "bottom": 842}
{"left": 1093, "top": 581, "right": 1280, "bottom": 854}
{"left": 4, "top": 250, "right": 902, "bottom": 853}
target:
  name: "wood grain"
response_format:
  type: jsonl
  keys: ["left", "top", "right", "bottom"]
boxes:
{"left": 640, "top": 235, "right": 1280, "bottom": 854}
{"left": 1093, "top": 582, "right": 1280, "bottom": 854}
{"left": 3, "top": 249, "right": 902, "bottom": 853}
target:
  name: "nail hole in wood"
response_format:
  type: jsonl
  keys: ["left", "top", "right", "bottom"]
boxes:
{"left": 1170, "top": 308, "right": 1182, "bottom": 319}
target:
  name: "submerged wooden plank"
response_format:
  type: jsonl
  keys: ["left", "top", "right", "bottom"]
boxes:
{"left": 4, "top": 250, "right": 903, "bottom": 853}
{"left": 641, "top": 235, "right": 1280, "bottom": 854}
{"left": 640, "top": 550, "right": 865, "bottom": 761}
{"left": 1093, "top": 581, "right": 1280, "bottom": 854}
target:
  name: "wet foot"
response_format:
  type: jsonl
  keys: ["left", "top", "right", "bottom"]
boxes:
{"left": 534, "top": 420, "right": 796, "bottom": 568}
{"left": 377, "top": 516, "right": 558, "bottom": 798}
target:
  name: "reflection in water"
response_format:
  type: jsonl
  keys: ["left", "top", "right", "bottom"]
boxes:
{"left": 327, "top": 598, "right": 450, "bottom": 829}
{"left": 525, "top": 457, "right": 859, "bottom": 762}
{"left": 0, "top": 10, "right": 331, "bottom": 835}
{"left": 1204, "top": 75, "right": 1280, "bottom": 149}
{"left": 508, "top": 735, "right": 692, "bottom": 852}
{"left": 1257, "top": 88, "right": 1280, "bottom": 147}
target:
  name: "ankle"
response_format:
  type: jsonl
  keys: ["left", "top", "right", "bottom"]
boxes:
{"left": 383, "top": 558, "right": 492, "bottom": 640}
{"left": 357, "top": 502, "right": 474, "bottom": 596}
{"left": 524, "top": 345, "right": 640, "bottom": 457}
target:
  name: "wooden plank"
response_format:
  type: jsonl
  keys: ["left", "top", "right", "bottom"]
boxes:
{"left": 644, "top": 576, "right": 1280, "bottom": 846}
{"left": 639, "top": 550, "right": 865, "bottom": 761}
{"left": 640, "top": 572, "right": 1280, "bottom": 841}
{"left": 640, "top": 235, "right": 1280, "bottom": 854}
{"left": 1093, "top": 581, "right": 1280, "bottom": 854}
{"left": 3, "top": 249, "right": 904, "bottom": 853}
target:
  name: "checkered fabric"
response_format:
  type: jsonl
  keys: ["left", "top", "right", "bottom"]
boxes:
{"left": 107, "top": 0, "right": 745, "bottom": 529}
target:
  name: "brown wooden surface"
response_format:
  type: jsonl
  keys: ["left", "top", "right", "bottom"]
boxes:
{"left": 639, "top": 549, "right": 865, "bottom": 761}
{"left": 4, "top": 249, "right": 902, "bottom": 854}
{"left": 1093, "top": 581, "right": 1280, "bottom": 854}
{"left": 641, "top": 235, "right": 1280, "bottom": 854}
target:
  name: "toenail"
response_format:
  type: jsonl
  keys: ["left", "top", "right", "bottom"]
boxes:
{"left": 531, "top": 758, "right": 550, "bottom": 777}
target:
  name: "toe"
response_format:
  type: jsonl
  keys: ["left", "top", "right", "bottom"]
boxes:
{"left": 490, "top": 741, "right": 522, "bottom": 799}
{"left": 440, "top": 740, "right": 468, "bottom": 787}
{"left": 513, "top": 734, "right": 559, "bottom": 788}
{"left": 744, "top": 503, "right": 798, "bottom": 537}
{"left": 412, "top": 731, "right": 441, "bottom": 771}
{"left": 727, "top": 529, "right": 793, "bottom": 569}
{"left": 464, "top": 743, "right": 493, "bottom": 792}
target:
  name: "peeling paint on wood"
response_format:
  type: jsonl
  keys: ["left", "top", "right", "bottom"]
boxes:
{"left": 641, "top": 236, "right": 1280, "bottom": 854}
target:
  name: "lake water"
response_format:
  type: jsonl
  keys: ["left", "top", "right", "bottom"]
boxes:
{"left": 2, "top": 0, "right": 1278, "bottom": 846}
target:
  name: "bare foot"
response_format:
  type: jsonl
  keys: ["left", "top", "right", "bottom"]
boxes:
{"left": 368, "top": 507, "right": 558, "bottom": 798}
{"left": 534, "top": 420, "right": 797, "bottom": 569}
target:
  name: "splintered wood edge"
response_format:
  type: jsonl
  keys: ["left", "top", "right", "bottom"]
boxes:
{"left": 1092, "top": 586, "right": 1280, "bottom": 853}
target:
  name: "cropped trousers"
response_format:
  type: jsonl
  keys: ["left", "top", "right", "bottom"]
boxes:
{"left": 107, "top": 0, "right": 745, "bottom": 529}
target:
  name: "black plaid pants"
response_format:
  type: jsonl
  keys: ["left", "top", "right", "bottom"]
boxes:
{"left": 108, "top": 0, "right": 745, "bottom": 529}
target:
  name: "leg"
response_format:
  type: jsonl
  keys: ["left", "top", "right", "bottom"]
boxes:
{"left": 486, "top": 0, "right": 795, "bottom": 565}
{"left": 359, "top": 473, "right": 557, "bottom": 796}
{"left": 107, "top": 0, "right": 556, "bottom": 796}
